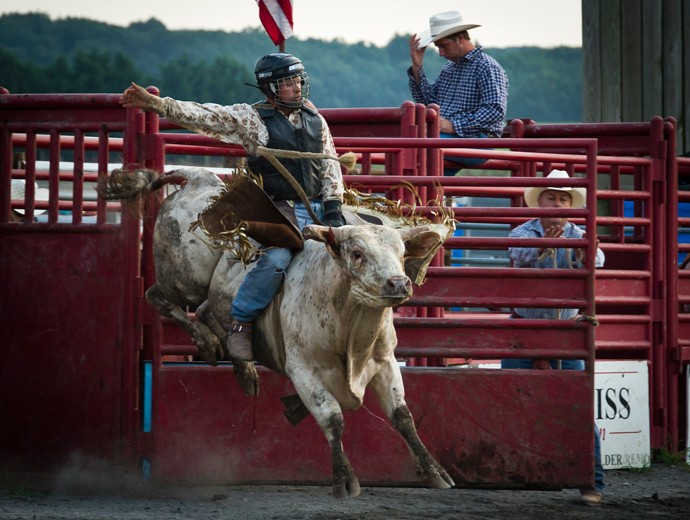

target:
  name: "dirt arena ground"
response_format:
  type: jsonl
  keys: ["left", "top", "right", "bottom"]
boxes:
{"left": 1, "top": 462, "right": 689, "bottom": 520}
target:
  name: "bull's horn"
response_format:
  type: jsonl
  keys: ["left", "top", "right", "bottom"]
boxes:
{"left": 396, "top": 225, "right": 430, "bottom": 240}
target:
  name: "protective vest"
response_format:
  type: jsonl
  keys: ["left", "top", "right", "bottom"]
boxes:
{"left": 248, "top": 102, "right": 323, "bottom": 201}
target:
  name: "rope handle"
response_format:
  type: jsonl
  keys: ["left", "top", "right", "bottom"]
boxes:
{"left": 255, "top": 147, "right": 358, "bottom": 227}
{"left": 256, "top": 146, "right": 357, "bottom": 172}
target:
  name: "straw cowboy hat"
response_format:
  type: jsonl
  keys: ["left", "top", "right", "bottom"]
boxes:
{"left": 523, "top": 170, "right": 587, "bottom": 209}
{"left": 11, "top": 179, "right": 49, "bottom": 215}
{"left": 417, "top": 11, "right": 481, "bottom": 48}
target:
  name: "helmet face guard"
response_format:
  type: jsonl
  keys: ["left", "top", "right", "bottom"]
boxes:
{"left": 264, "top": 72, "right": 310, "bottom": 109}
{"left": 254, "top": 53, "right": 311, "bottom": 109}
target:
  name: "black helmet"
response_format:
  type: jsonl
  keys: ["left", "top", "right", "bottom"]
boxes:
{"left": 253, "top": 53, "right": 310, "bottom": 109}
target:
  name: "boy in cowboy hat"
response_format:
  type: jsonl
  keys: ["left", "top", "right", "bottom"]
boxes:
{"left": 408, "top": 11, "right": 508, "bottom": 173}
{"left": 503, "top": 169, "right": 606, "bottom": 504}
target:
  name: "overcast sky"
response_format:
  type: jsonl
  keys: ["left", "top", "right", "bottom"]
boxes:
{"left": 2, "top": 1, "right": 582, "bottom": 48}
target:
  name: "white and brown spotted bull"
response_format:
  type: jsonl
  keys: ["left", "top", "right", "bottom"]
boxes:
{"left": 98, "top": 166, "right": 455, "bottom": 499}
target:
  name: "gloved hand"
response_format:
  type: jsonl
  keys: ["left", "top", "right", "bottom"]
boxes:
{"left": 322, "top": 200, "right": 343, "bottom": 227}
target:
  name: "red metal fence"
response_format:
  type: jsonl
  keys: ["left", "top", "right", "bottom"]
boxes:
{"left": 1, "top": 92, "right": 686, "bottom": 487}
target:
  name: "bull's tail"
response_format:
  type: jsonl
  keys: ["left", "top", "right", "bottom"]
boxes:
{"left": 98, "top": 167, "right": 219, "bottom": 203}
{"left": 97, "top": 167, "right": 160, "bottom": 203}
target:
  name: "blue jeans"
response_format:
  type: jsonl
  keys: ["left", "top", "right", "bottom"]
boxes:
{"left": 442, "top": 132, "right": 490, "bottom": 176}
{"left": 231, "top": 201, "right": 324, "bottom": 323}
{"left": 500, "top": 358, "right": 605, "bottom": 493}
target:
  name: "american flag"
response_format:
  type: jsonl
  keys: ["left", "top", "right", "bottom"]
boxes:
{"left": 256, "top": 0, "right": 294, "bottom": 46}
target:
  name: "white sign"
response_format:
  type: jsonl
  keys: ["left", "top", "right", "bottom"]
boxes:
{"left": 594, "top": 360, "right": 651, "bottom": 469}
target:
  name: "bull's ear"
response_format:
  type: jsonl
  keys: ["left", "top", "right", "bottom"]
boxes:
{"left": 403, "top": 230, "right": 444, "bottom": 286}
{"left": 403, "top": 230, "right": 443, "bottom": 258}
{"left": 303, "top": 225, "right": 342, "bottom": 257}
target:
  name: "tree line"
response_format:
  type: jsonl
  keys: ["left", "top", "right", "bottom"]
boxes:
{"left": 0, "top": 12, "right": 583, "bottom": 122}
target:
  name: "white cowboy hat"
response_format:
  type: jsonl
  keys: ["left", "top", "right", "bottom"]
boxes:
{"left": 11, "top": 179, "right": 49, "bottom": 215}
{"left": 523, "top": 170, "right": 587, "bottom": 209}
{"left": 417, "top": 11, "right": 481, "bottom": 48}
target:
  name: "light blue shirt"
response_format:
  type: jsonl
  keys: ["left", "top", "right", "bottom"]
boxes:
{"left": 510, "top": 219, "right": 605, "bottom": 319}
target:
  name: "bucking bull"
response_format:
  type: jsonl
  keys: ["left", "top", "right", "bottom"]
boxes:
{"left": 98, "top": 166, "right": 455, "bottom": 499}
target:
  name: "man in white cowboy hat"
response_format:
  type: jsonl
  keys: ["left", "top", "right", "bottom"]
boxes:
{"left": 10, "top": 179, "right": 49, "bottom": 222}
{"left": 509, "top": 169, "right": 602, "bottom": 292}
{"left": 408, "top": 11, "right": 508, "bottom": 173}
{"left": 503, "top": 169, "right": 606, "bottom": 505}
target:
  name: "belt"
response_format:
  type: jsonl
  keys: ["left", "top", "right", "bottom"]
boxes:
{"left": 487, "top": 131, "right": 502, "bottom": 138}
{"left": 277, "top": 199, "right": 319, "bottom": 207}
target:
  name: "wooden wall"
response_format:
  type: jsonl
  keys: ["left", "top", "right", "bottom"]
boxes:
{"left": 582, "top": 0, "right": 690, "bottom": 154}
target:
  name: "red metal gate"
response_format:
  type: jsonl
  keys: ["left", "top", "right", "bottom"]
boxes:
{"left": 0, "top": 94, "right": 142, "bottom": 472}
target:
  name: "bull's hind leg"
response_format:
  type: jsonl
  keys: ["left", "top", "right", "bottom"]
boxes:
{"left": 370, "top": 359, "right": 455, "bottom": 490}
{"left": 145, "top": 284, "right": 223, "bottom": 366}
{"left": 291, "top": 379, "right": 361, "bottom": 499}
{"left": 195, "top": 300, "right": 259, "bottom": 396}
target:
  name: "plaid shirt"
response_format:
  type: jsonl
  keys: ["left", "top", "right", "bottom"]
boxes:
{"left": 408, "top": 46, "right": 508, "bottom": 137}
{"left": 510, "top": 219, "right": 605, "bottom": 320}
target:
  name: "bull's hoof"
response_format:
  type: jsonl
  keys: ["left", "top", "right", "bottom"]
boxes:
{"left": 332, "top": 476, "right": 360, "bottom": 499}
{"left": 422, "top": 468, "right": 455, "bottom": 489}
{"left": 233, "top": 361, "right": 259, "bottom": 396}
{"left": 192, "top": 326, "right": 224, "bottom": 367}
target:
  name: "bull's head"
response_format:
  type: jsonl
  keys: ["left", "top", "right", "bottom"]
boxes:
{"left": 303, "top": 224, "right": 442, "bottom": 307}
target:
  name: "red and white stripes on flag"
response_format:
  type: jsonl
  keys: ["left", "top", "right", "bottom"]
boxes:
{"left": 256, "top": 0, "right": 294, "bottom": 46}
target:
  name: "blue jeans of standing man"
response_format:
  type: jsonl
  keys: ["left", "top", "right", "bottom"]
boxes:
{"left": 231, "top": 201, "right": 324, "bottom": 323}
{"left": 441, "top": 132, "right": 490, "bottom": 176}
{"left": 500, "top": 358, "right": 605, "bottom": 493}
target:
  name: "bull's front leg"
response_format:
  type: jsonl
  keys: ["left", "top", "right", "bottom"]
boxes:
{"left": 290, "top": 376, "right": 361, "bottom": 499}
{"left": 369, "top": 357, "right": 455, "bottom": 489}
{"left": 145, "top": 284, "right": 223, "bottom": 366}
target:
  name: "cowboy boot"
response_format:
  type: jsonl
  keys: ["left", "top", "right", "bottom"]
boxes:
{"left": 228, "top": 320, "right": 254, "bottom": 361}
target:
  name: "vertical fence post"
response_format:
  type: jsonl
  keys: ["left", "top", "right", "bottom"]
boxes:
{"left": 72, "top": 129, "right": 84, "bottom": 224}
{"left": 649, "top": 116, "right": 668, "bottom": 448}
{"left": 97, "top": 127, "right": 109, "bottom": 224}
{"left": 1, "top": 129, "right": 11, "bottom": 223}
{"left": 48, "top": 129, "right": 60, "bottom": 224}
{"left": 122, "top": 106, "right": 146, "bottom": 469}
{"left": 664, "top": 117, "right": 680, "bottom": 451}
{"left": 142, "top": 87, "right": 163, "bottom": 373}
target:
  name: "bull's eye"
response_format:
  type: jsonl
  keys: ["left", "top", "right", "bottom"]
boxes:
{"left": 352, "top": 249, "right": 363, "bottom": 261}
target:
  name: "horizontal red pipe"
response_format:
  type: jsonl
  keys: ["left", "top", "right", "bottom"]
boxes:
{"left": 4, "top": 122, "right": 127, "bottom": 132}
{"left": 394, "top": 317, "right": 586, "bottom": 328}
{"left": 595, "top": 341, "right": 652, "bottom": 350}
{"left": 12, "top": 169, "right": 102, "bottom": 183}
{"left": 403, "top": 297, "right": 587, "bottom": 307}
{"left": 424, "top": 266, "right": 586, "bottom": 278}
{"left": 394, "top": 348, "right": 587, "bottom": 359}
{"left": 0, "top": 223, "right": 121, "bottom": 233}
{"left": 521, "top": 121, "right": 654, "bottom": 137}
{"left": 341, "top": 175, "right": 590, "bottom": 187}
{"left": 12, "top": 133, "right": 124, "bottom": 151}
{"left": 0, "top": 93, "right": 123, "bottom": 108}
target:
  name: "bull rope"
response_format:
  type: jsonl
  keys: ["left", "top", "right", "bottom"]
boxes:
{"left": 256, "top": 146, "right": 357, "bottom": 226}
{"left": 256, "top": 146, "right": 457, "bottom": 233}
